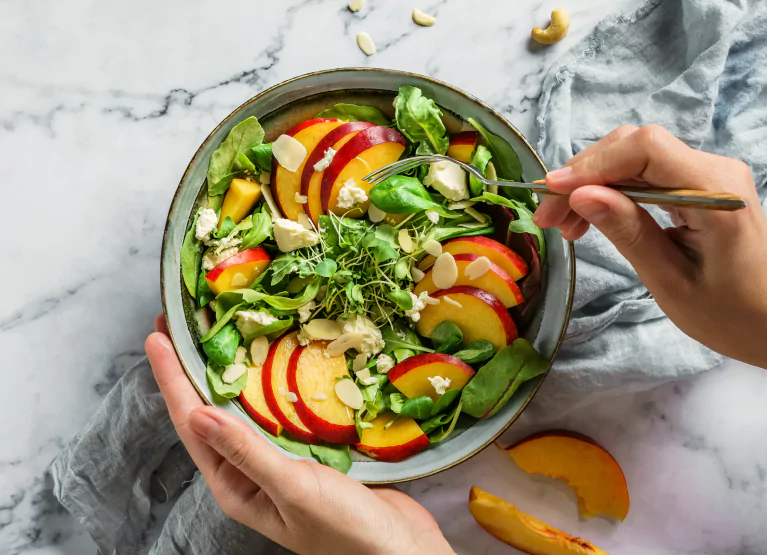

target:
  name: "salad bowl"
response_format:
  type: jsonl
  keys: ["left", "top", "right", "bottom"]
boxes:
{"left": 161, "top": 68, "right": 575, "bottom": 484}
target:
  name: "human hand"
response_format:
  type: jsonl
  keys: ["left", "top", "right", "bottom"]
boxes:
{"left": 533, "top": 125, "right": 767, "bottom": 368}
{"left": 145, "top": 316, "right": 454, "bottom": 555}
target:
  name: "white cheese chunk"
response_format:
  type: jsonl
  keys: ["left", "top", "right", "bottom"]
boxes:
{"left": 202, "top": 246, "right": 239, "bottom": 271}
{"left": 336, "top": 179, "right": 368, "bottom": 209}
{"left": 295, "top": 192, "right": 309, "bottom": 204}
{"left": 313, "top": 147, "right": 336, "bottom": 172}
{"left": 272, "top": 134, "right": 307, "bottom": 172}
{"left": 423, "top": 161, "right": 469, "bottom": 201}
{"left": 297, "top": 301, "right": 315, "bottom": 323}
{"left": 376, "top": 353, "right": 395, "bottom": 374}
{"left": 326, "top": 315, "right": 384, "bottom": 357}
{"left": 428, "top": 375, "right": 451, "bottom": 396}
{"left": 235, "top": 310, "right": 278, "bottom": 337}
{"left": 405, "top": 291, "right": 439, "bottom": 322}
{"left": 195, "top": 208, "right": 218, "bottom": 242}
{"left": 273, "top": 218, "right": 319, "bottom": 252}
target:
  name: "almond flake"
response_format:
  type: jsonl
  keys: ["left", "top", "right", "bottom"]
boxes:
{"left": 349, "top": 0, "right": 364, "bottom": 12}
{"left": 295, "top": 192, "right": 308, "bottom": 204}
{"left": 353, "top": 353, "right": 368, "bottom": 372}
{"left": 464, "top": 256, "right": 491, "bottom": 280}
{"left": 411, "top": 267, "right": 425, "bottom": 283}
{"left": 355, "top": 367, "right": 378, "bottom": 386}
{"left": 425, "top": 210, "right": 439, "bottom": 223}
{"left": 398, "top": 229, "right": 415, "bottom": 253}
{"left": 234, "top": 346, "right": 247, "bottom": 365}
{"left": 249, "top": 336, "right": 269, "bottom": 367}
{"left": 422, "top": 294, "right": 440, "bottom": 306}
{"left": 311, "top": 392, "right": 327, "bottom": 401}
{"left": 422, "top": 239, "right": 442, "bottom": 257}
{"left": 448, "top": 200, "right": 476, "bottom": 210}
{"left": 278, "top": 386, "right": 286, "bottom": 396}
{"left": 285, "top": 391, "right": 298, "bottom": 403}
{"left": 432, "top": 252, "right": 458, "bottom": 289}
{"left": 335, "top": 379, "right": 364, "bottom": 410}
{"left": 412, "top": 8, "right": 436, "bottom": 26}
{"left": 368, "top": 204, "right": 386, "bottom": 223}
{"left": 259, "top": 171, "right": 271, "bottom": 185}
{"left": 222, "top": 363, "right": 247, "bottom": 384}
{"left": 272, "top": 134, "right": 307, "bottom": 172}
{"left": 356, "top": 32, "right": 376, "bottom": 56}
{"left": 465, "top": 206, "right": 487, "bottom": 223}
{"left": 443, "top": 295, "right": 462, "bottom": 309}
{"left": 260, "top": 184, "right": 283, "bottom": 218}
{"left": 304, "top": 319, "right": 343, "bottom": 340}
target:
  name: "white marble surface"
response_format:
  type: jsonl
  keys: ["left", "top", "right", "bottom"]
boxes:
{"left": 2, "top": 0, "right": 766, "bottom": 554}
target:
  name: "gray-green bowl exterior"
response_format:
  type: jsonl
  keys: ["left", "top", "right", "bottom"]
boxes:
{"left": 161, "top": 68, "right": 575, "bottom": 484}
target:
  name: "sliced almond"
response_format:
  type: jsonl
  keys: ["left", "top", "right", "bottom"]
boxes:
{"left": 272, "top": 134, "right": 307, "bottom": 172}
{"left": 443, "top": 295, "right": 463, "bottom": 309}
{"left": 356, "top": 367, "right": 378, "bottom": 386}
{"left": 249, "top": 336, "right": 269, "bottom": 367}
{"left": 432, "top": 252, "right": 458, "bottom": 289}
{"left": 422, "top": 294, "right": 440, "bottom": 306}
{"left": 422, "top": 239, "right": 442, "bottom": 257}
{"left": 368, "top": 204, "right": 386, "bottom": 223}
{"left": 353, "top": 353, "right": 368, "bottom": 372}
{"left": 285, "top": 391, "right": 298, "bottom": 403}
{"left": 311, "top": 392, "right": 327, "bottom": 401}
{"left": 411, "top": 267, "right": 425, "bottom": 283}
{"left": 259, "top": 171, "right": 271, "bottom": 185}
{"left": 398, "top": 229, "right": 415, "bottom": 253}
{"left": 297, "top": 212, "right": 314, "bottom": 231}
{"left": 295, "top": 192, "right": 308, "bottom": 204}
{"left": 356, "top": 32, "right": 376, "bottom": 56}
{"left": 349, "top": 0, "right": 364, "bottom": 12}
{"left": 278, "top": 386, "right": 286, "bottom": 396}
{"left": 222, "top": 363, "right": 247, "bottom": 384}
{"left": 412, "top": 8, "right": 436, "bottom": 26}
{"left": 458, "top": 222, "right": 488, "bottom": 229}
{"left": 230, "top": 273, "right": 249, "bottom": 288}
{"left": 448, "top": 200, "right": 476, "bottom": 210}
{"left": 335, "top": 378, "right": 364, "bottom": 410}
{"left": 234, "top": 345, "right": 247, "bottom": 365}
{"left": 425, "top": 210, "right": 439, "bottom": 224}
{"left": 326, "top": 332, "right": 365, "bottom": 357}
{"left": 465, "top": 206, "right": 487, "bottom": 223}
{"left": 464, "top": 256, "right": 491, "bottom": 280}
{"left": 485, "top": 161, "right": 498, "bottom": 194}
{"left": 304, "top": 319, "right": 343, "bottom": 340}
{"left": 260, "top": 184, "right": 283, "bottom": 218}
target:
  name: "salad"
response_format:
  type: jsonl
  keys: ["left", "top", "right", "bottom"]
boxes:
{"left": 180, "top": 86, "right": 549, "bottom": 474}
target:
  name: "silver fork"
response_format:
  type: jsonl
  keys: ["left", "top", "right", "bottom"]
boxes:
{"left": 362, "top": 154, "right": 747, "bottom": 211}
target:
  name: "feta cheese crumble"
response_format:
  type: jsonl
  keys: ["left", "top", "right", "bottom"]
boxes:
{"left": 295, "top": 192, "right": 309, "bottom": 204}
{"left": 195, "top": 208, "right": 218, "bottom": 242}
{"left": 297, "top": 301, "right": 315, "bottom": 323}
{"left": 273, "top": 218, "right": 319, "bottom": 252}
{"left": 336, "top": 179, "right": 368, "bottom": 209}
{"left": 202, "top": 246, "right": 239, "bottom": 270}
{"left": 423, "top": 161, "right": 469, "bottom": 201}
{"left": 428, "top": 376, "right": 451, "bottom": 396}
{"left": 405, "top": 291, "right": 439, "bottom": 322}
{"left": 376, "top": 353, "right": 395, "bottom": 374}
{"left": 313, "top": 147, "right": 336, "bottom": 172}
{"left": 326, "top": 314, "right": 384, "bottom": 357}
{"left": 235, "top": 310, "right": 278, "bottom": 337}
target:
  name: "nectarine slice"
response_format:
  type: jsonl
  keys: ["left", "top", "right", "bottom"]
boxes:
{"left": 414, "top": 253, "right": 525, "bottom": 308}
{"left": 506, "top": 432, "right": 630, "bottom": 521}
{"left": 321, "top": 126, "right": 407, "bottom": 216}
{"left": 239, "top": 365, "right": 283, "bottom": 437}
{"left": 446, "top": 131, "right": 478, "bottom": 164}
{"left": 416, "top": 286, "right": 518, "bottom": 350}
{"left": 469, "top": 486, "right": 609, "bottom": 555}
{"left": 219, "top": 178, "right": 262, "bottom": 226}
{"left": 262, "top": 332, "right": 319, "bottom": 444}
{"left": 205, "top": 247, "right": 271, "bottom": 295}
{"left": 272, "top": 119, "right": 344, "bottom": 221}
{"left": 356, "top": 413, "right": 430, "bottom": 462}
{"left": 420, "top": 237, "right": 529, "bottom": 282}
{"left": 388, "top": 353, "right": 475, "bottom": 402}
{"left": 287, "top": 341, "right": 358, "bottom": 444}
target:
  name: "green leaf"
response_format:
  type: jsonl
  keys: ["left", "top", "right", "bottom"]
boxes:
{"left": 202, "top": 323, "right": 241, "bottom": 366}
{"left": 373, "top": 242, "right": 399, "bottom": 263}
{"left": 250, "top": 143, "right": 272, "bottom": 172}
{"left": 431, "top": 223, "right": 495, "bottom": 243}
{"left": 197, "top": 268, "right": 214, "bottom": 308}
{"left": 394, "top": 258, "right": 411, "bottom": 280}
{"left": 453, "top": 340, "right": 495, "bottom": 364}
{"left": 431, "top": 321, "right": 463, "bottom": 354}
{"left": 201, "top": 302, "right": 244, "bottom": 342}
{"left": 233, "top": 152, "right": 256, "bottom": 173}
{"left": 392, "top": 348, "right": 415, "bottom": 363}
{"left": 373, "top": 224, "right": 398, "bottom": 246}
{"left": 263, "top": 430, "right": 313, "bottom": 457}
{"left": 214, "top": 216, "right": 236, "bottom": 239}
{"left": 468, "top": 117, "right": 522, "bottom": 183}
{"left": 316, "top": 258, "right": 338, "bottom": 277}
{"left": 382, "top": 321, "right": 434, "bottom": 355}
{"left": 399, "top": 396, "right": 434, "bottom": 420}
{"left": 206, "top": 362, "right": 247, "bottom": 399}
{"left": 233, "top": 277, "right": 321, "bottom": 310}
{"left": 240, "top": 210, "right": 272, "bottom": 250}
{"left": 472, "top": 192, "right": 546, "bottom": 260}
{"left": 243, "top": 316, "right": 293, "bottom": 344}
{"left": 431, "top": 388, "right": 461, "bottom": 416}
{"left": 428, "top": 399, "right": 463, "bottom": 443}
{"left": 181, "top": 209, "right": 203, "bottom": 298}
{"left": 314, "top": 103, "right": 390, "bottom": 125}
{"left": 207, "top": 116, "right": 265, "bottom": 193}
{"left": 389, "top": 392, "right": 406, "bottom": 414}
{"left": 309, "top": 444, "right": 353, "bottom": 474}
{"left": 461, "top": 339, "right": 549, "bottom": 419}
{"left": 370, "top": 175, "right": 442, "bottom": 215}
{"left": 387, "top": 289, "right": 413, "bottom": 311}
{"left": 208, "top": 171, "right": 243, "bottom": 197}
{"left": 394, "top": 86, "right": 449, "bottom": 155}
{"left": 469, "top": 145, "right": 492, "bottom": 197}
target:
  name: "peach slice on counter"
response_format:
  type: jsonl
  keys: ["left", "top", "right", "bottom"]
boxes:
{"left": 446, "top": 131, "right": 478, "bottom": 164}
{"left": 414, "top": 253, "right": 525, "bottom": 308}
{"left": 262, "top": 332, "right": 319, "bottom": 444}
{"left": 239, "top": 365, "right": 283, "bottom": 437}
{"left": 356, "top": 413, "right": 430, "bottom": 462}
{"left": 416, "top": 286, "right": 518, "bottom": 350}
{"left": 204, "top": 247, "right": 270, "bottom": 296}
{"left": 272, "top": 118, "right": 344, "bottom": 220}
{"left": 388, "top": 353, "right": 475, "bottom": 402}
{"left": 287, "top": 341, "right": 358, "bottom": 445}
{"left": 420, "top": 236, "right": 529, "bottom": 282}
{"left": 219, "top": 178, "right": 262, "bottom": 225}
{"left": 505, "top": 432, "right": 630, "bottom": 521}
{"left": 469, "top": 486, "right": 610, "bottom": 555}
{"left": 321, "top": 126, "right": 408, "bottom": 216}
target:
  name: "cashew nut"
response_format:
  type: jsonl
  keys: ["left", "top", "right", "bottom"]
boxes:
{"left": 412, "top": 8, "right": 436, "bottom": 27}
{"left": 531, "top": 8, "right": 570, "bottom": 45}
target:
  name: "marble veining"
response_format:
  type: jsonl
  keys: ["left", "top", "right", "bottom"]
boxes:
{"left": 2, "top": 0, "right": 766, "bottom": 553}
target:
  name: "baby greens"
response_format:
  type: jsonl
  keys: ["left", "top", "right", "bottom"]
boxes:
{"left": 431, "top": 321, "right": 463, "bottom": 354}
{"left": 469, "top": 145, "right": 492, "bottom": 197}
{"left": 206, "top": 362, "right": 247, "bottom": 399}
{"left": 394, "top": 86, "right": 449, "bottom": 156}
{"left": 468, "top": 118, "right": 523, "bottom": 183}
{"left": 453, "top": 340, "right": 495, "bottom": 364}
{"left": 250, "top": 143, "right": 273, "bottom": 172}
{"left": 207, "top": 117, "right": 265, "bottom": 196}
{"left": 203, "top": 323, "right": 240, "bottom": 366}
{"left": 472, "top": 192, "right": 546, "bottom": 260}
{"left": 181, "top": 208, "right": 204, "bottom": 298}
{"left": 314, "top": 103, "right": 390, "bottom": 126}
{"left": 370, "top": 175, "right": 442, "bottom": 214}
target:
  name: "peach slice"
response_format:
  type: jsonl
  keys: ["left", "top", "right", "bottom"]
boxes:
{"left": 446, "top": 131, "right": 478, "bottom": 164}
{"left": 388, "top": 353, "right": 475, "bottom": 402}
{"left": 356, "top": 413, "right": 430, "bottom": 462}
{"left": 205, "top": 247, "right": 270, "bottom": 295}
{"left": 414, "top": 253, "right": 525, "bottom": 308}
{"left": 321, "top": 126, "right": 407, "bottom": 216}
{"left": 272, "top": 118, "right": 344, "bottom": 221}
{"left": 239, "top": 365, "right": 283, "bottom": 437}
{"left": 301, "top": 121, "right": 376, "bottom": 223}
{"left": 506, "top": 432, "right": 630, "bottom": 521}
{"left": 219, "top": 178, "right": 262, "bottom": 225}
{"left": 262, "top": 332, "right": 319, "bottom": 444}
{"left": 469, "top": 487, "right": 609, "bottom": 555}
{"left": 420, "top": 236, "right": 529, "bottom": 281}
{"left": 287, "top": 341, "right": 358, "bottom": 445}
{"left": 416, "top": 286, "right": 518, "bottom": 350}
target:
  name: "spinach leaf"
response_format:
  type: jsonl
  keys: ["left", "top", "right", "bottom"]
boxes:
{"left": 224, "top": 278, "right": 321, "bottom": 311}
{"left": 389, "top": 392, "right": 406, "bottom": 414}
{"left": 420, "top": 412, "right": 452, "bottom": 435}
{"left": 202, "top": 323, "right": 241, "bottom": 366}
{"left": 399, "top": 396, "right": 434, "bottom": 420}
{"left": 250, "top": 143, "right": 272, "bottom": 171}
{"left": 472, "top": 192, "right": 546, "bottom": 260}
{"left": 215, "top": 216, "right": 236, "bottom": 239}
{"left": 382, "top": 321, "right": 434, "bottom": 355}
{"left": 428, "top": 399, "right": 463, "bottom": 443}
{"left": 208, "top": 171, "right": 243, "bottom": 197}
{"left": 387, "top": 289, "right": 413, "bottom": 311}
{"left": 310, "top": 444, "right": 353, "bottom": 474}
{"left": 201, "top": 302, "right": 244, "bottom": 342}
{"left": 240, "top": 210, "right": 272, "bottom": 250}
{"left": 394, "top": 86, "right": 449, "bottom": 155}
{"left": 469, "top": 145, "right": 492, "bottom": 197}
{"left": 181, "top": 209, "right": 203, "bottom": 298}
{"left": 315, "top": 259, "right": 337, "bottom": 277}
{"left": 197, "top": 268, "right": 214, "bottom": 308}
{"left": 468, "top": 118, "right": 523, "bottom": 183}
{"left": 431, "top": 223, "right": 495, "bottom": 243}
{"left": 392, "top": 348, "right": 415, "bottom": 363}
{"left": 263, "top": 431, "right": 312, "bottom": 457}
{"left": 431, "top": 321, "right": 463, "bottom": 354}
{"left": 461, "top": 339, "right": 548, "bottom": 418}
{"left": 431, "top": 389, "right": 461, "bottom": 416}
{"left": 453, "top": 340, "right": 495, "bottom": 364}
{"left": 243, "top": 316, "right": 294, "bottom": 344}
{"left": 207, "top": 116, "right": 265, "bottom": 194}
{"left": 314, "top": 103, "right": 390, "bottom": 125}
{"left": 206, "top": 362, "right": 247, "bottom": 399}
{"left": 233, "top": 152, "right": 256, "bottom": 173}
{"left": 370, "top": 175, "right": 441, "bottom": 214}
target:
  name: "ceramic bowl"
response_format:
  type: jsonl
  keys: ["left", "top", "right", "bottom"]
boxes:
{"left": 161, "top": 68, "right": 574, "bottom": 484}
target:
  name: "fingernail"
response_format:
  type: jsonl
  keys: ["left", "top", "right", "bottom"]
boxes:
{"left": 190, "top": 409, "right": 220, "bottom": 440}
{"left": 545, "top": 166, "right": 574, "bottom": 186}
{"left": 573, "top": 200, "right": 610, "bottom": 224}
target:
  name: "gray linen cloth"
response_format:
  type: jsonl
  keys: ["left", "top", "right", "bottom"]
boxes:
{"left": 52, "top": 0, "right": 767, "bottom": 551}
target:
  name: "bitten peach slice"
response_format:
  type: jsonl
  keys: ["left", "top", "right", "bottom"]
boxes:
{"left": 272, "top": 118, "right": 344, "bottom": 221}
{"left": 446, "top": 131, "right": 478, "bottom": 163}
{"left": 219, "top": 178, "right": 262, "bottom": 225}
{"left": 356, "top": 413, "right": 430, "bottom": 462}
{"left": 420, "top": 237, "right": 529, "bottom": 281}
{"left": 388, "top": 353, "right": 475, "bottom": 402}
{"left": 301, "top": 121, "right": 376, "bottom": 223}
{"left": 287, "top": 341, "right": 358, "bottom": 445}
{"left": 469, "top": 487, "right": 610, "bottom": 555}
{"left": 416, "top": 286, "right": 518, "bottom": 350}
{"left": 262, "top": 332, "right": 319, "bottom": 444}
{"left": 239, "top": 365, "right": 283, "bottom": 437}
{"left": 321, "top": 126, "right": 407, "bottom": 216}
{"left": 414, "top": 253, "right": 525, "bottom": 308}
{"left": 204, "top": 247, "right": 270, "bottom": 295}
{"left": 506, "top": 432, "right": 630, "bottom": 521}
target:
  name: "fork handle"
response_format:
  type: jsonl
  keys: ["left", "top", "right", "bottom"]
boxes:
{"left": 530, "top": 180, "right": 747, "bottom": 211}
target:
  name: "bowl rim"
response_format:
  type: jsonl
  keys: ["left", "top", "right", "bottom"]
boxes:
{"left": 161, "top": 67, "right": 575, "bottom": 483}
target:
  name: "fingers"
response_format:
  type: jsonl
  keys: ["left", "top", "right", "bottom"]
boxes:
{"left": 532, "top": 195, "right": 572, "bottom": 228}
{"left": 564, "top": 124, "right": 639, "bottom": 167}
{"left": 154, "top": 314, "right": 169, "bottom": 335}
